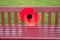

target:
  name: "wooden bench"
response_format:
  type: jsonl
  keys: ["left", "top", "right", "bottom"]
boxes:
{"left": 0, "top": 6, "right": 60, "bottom": 40}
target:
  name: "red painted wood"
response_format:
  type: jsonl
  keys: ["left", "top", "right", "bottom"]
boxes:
{"left": 8, "top": 12, "right": 11, "bottom": 35}
{"left": 1, "top": 12, "right": 5, "bottom": 25}
{"left": 41, "top": 12, "right": 45, "bottom": 36}
{"left": 14, "top": 12, "right": 18, "bottom": 35}
{"left": 55, "top": 12, "right": 59, "bottom": 26}
{"left": 14, "top": 12, "right": 18, "bottom": 26}
{"left": 48, "top": 12, "right": 51, "bottom": 27}
{"left": 0, "top": 7, "right": 60, "bottom": 39}
{"left": 1, "top": 12, "right": 5, "bottom": 35}
{"left": 0, "top": 13, "right": 1, "bottom": 23}
{"left": 0, "top": 7, "right": 60, "bottom": 12}
{"left": 41, "top": 12, "right": 44, "bottom": 27}
{"left": 8, "top": 12, "right": 11, "bottom": 26}
{"left": 55, "top": 12, "right": 59, "bottom": 37}
{"left": 48, "top": 12, "right": 51, "bottom": 36}
{"left": 21, "top": 19, "right": 25, "bottom": 36}
{"left": 0, "top": 25, "right": 60, "bottom": 39}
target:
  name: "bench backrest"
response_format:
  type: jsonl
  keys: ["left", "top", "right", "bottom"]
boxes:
{"left": 0, "top": 7, "right": 60, "bottom": 27}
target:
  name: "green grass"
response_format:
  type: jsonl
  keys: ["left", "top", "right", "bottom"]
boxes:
{"left": 0, "top": 0, "right": 60, "bottom": 6}
{"left": 0, "top": 0, "right": 60, "bottom": 25}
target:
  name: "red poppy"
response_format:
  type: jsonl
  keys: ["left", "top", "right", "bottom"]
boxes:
{"left": 20, "top": 7, "right": 40, "bottom": 26}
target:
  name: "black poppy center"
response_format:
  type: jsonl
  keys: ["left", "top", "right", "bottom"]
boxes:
{"left": 27, "top": 14, "right": 32, "bottom": 19}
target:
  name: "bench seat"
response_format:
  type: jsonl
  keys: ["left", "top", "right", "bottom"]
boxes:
{"left": 0, "top": 25, "right": 60, "bottom": 39}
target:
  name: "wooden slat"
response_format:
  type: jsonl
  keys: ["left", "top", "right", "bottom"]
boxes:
{"left": 1, "top": 12, "right": 5, "bottom": 25}
{"left": 55, "top": 12, "right": 59, "bottom": 26}
{"left": 41, "top": 12, "right": 45, "bottom": 36}
{"left": 8, "top": 12, "right": 11, "bottom": 35}
{"left": 55, "top": 12, "right": 59, "bottom": 29}
{"left": 48, "top": 12, "right": 51, "bottom": 36}
{"left": 1, "top": 12, "right": 5, "bottom": 35}
{"left": 48, "top": 12, "right": 51, "bottom": 27}
{"left": 0, "top": 7, "right": 60, "bottom": 12}
{"left": 14, "top": 12, "right": 18, "bottom": 35}
{"left": 55, "top": 12, "right": 59, "bottom": 37}
{"left": 41, "top": 12, "right": 44, "bottom": 27}
{"left": 8, "top": 12, "right": 11, "bottom": 26}
{"left": 14, "top": 12, "right": 18, "bottom": 26}
{"left": 0, "top": 13, "right": 1, "bottom": 24}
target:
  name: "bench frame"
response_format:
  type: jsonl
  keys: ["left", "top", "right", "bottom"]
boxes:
{"left": 0, "top": 6, "right": 60, "bottom": 40}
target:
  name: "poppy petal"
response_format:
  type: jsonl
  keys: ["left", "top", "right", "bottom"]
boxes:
{"left": 20, "top": 8, "right": 40, "bottom": 26}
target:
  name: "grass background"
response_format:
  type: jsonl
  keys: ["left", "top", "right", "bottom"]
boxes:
{"left": 0, "top": 0, "right": 60, "bottom": 25}
{"left": 0, "top": 0, "right": 60, "bottom": 6}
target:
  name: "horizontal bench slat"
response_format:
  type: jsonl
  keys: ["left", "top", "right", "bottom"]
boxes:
{"left": 0, "top": 7, "right": 60, "bottom": 12}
